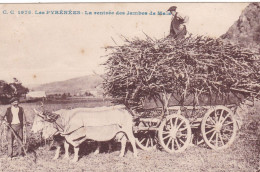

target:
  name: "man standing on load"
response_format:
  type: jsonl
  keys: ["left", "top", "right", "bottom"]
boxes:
{"left": 168, "top": 6, "right": 189, "bottom": 39}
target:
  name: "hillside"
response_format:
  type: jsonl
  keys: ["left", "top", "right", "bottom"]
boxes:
{"left": 221, "top": 2, "right": 260, "bottom": 51}
{"left": 31, "top": 74, "right": 103, "bottom": 95}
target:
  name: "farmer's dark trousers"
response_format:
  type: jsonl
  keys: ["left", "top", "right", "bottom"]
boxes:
{"left": 7, "top": 124, "right": 23, "bottom": 157}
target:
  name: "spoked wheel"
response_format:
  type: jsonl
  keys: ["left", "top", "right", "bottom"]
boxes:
{"left": 134, "top": 118, "right": 159, "bottom": 151}
{"left": 201, "top": 105, "right": 237, "bottom": 150}
{"left": 158, "top": 114, "right": 192, "bottom": 153}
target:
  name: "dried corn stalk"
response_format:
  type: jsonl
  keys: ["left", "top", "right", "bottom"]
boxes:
{"left": 103, "top": 35, "right": 260, "bottom": 114}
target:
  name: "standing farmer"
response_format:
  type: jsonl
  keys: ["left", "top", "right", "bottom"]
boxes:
{"left": 1, "top": 97, "right": 26, "bottom": 159}
{"left": 168, "top": 6, "right": 189, "bottom": 39}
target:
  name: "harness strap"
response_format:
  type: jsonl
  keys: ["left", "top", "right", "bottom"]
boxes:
{"left": 54, "top": 121, "right": 64, "bottom": 132}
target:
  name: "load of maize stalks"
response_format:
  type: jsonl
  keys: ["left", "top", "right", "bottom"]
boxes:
{"left": 103, "top": 35, "right": 260, "bottom": 112}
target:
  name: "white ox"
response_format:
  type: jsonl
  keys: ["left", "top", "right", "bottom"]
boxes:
{"left": 32, "top": 105, "right": 137, "bottom": 162}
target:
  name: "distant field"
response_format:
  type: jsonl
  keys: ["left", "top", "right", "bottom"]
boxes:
{"left": 0, "top": 98, "right": 113, "bottom": 123}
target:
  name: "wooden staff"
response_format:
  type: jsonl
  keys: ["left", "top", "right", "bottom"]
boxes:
{"left": 1, "top": 121, "right": 27, "bottom": 156}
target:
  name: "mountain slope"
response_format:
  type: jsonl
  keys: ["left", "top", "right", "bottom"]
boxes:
{"left": 221, "top": 2, "right": 260, "bottom": 51}
{"left": 31, "top": 74, "right": 103, "bottom": 95}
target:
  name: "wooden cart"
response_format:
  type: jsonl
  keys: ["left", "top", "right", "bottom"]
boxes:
{"left": 133, "top": 105, "right": 238, "bottom": 153}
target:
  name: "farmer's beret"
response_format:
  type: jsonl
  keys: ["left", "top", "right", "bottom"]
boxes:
{"left": 167, "top": 6, "right": 177, "bottom": 11}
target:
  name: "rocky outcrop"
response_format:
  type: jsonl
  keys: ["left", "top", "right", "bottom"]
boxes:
{"left": 221, "top": 3, "right": 260, "bottom": 51}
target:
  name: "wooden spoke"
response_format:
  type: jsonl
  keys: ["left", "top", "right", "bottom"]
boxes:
{"left": 145, "top": 138, "right": 150, "bottom": 147}
{"left": 140, "top": 138, "right": 146, "bottom": 144}
{"left": 215, "top": 132, "right": 219, "bottom": 147}
{"left": 174, "top": 117, "right": 178, "bottom": 128}
{"left": 179, "top": 133, "right": 188, "bottom": 137}
{"left": 220, "top": 113, "right": 230, "bottom": 124}
{"left": 214, "top": 109, "right": 217, "bottom": 120}
{"left": 176, "top": 120, "right": 184, "bottom": 129}
{"left": 218, "top": 109, "right": 224, "bottom": 123}
{"left": 205, "top": 123, "right": 215, "bottom": 128}
{"left": 162, "top": 131, "right": 170, "bottom": 135}
{"left": 178, "top": 127, "right": 188, "bottom": 132}
{"left": 175, "top": 139, "right": 181, "bottom": 149}
{"left": 178, "top": 138, "right": 185, "bottom": 144}
{"left": 163, "top": 134, "right": 171, "bottom": 140}
{"left": 170, "top": 118, "right": 174, "bottom": 129}
{"left": 171, "top": 139, "right": 175, "bottom": 150}
{"left": 208, "top": 131, "right": 216, "bottom": 143}
{"left": 219, "top": 133, "right": 225, "bottom": 146}
{"left": 223, "top": 121, "right": 234, "bottom": 126}
{"left": 222, "top": 133, "right": 230, "bottom": 140}
{"left": 150, "top": 137, "right": 154, "bottom": 147}
{"left": 166, "top": 138, "right": 172, "bottom": 147}
{"left": 205, "top": 128, "right": 215, "bottom": 135}
{"left": 208, "top": 116, "right": 216, "bottom": 124}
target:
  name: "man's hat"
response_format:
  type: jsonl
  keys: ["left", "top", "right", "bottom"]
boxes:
{"left": 10, "top": 97, "right": 19, "bottom": 103}
{"left": 167, "top": 6, "right": 177, "bottom": 11}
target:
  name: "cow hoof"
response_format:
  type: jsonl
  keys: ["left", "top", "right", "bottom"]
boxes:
{"left": 119, "top": 154, "right": 124, "bottom": 157}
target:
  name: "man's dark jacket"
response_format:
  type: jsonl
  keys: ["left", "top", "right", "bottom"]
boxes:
{"left": 2, "top": 107, "right": 24, "bottom": 126}
{"left": 170, "top": 12, "right": 187, "bottom": 39}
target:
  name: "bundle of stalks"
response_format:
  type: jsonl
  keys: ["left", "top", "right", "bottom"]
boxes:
{"left": 103, "top": 34, "right": 260, "bottom": 113}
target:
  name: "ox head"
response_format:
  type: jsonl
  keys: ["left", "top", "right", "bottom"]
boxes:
{"left": 32, "top": 108, "right": 60, "bottom": 139}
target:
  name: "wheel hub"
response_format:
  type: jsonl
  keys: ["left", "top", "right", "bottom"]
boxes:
{"left": 170, "top": 128, "right": 178, "bottom": 139}
{"left": 215, "top": 122, "right": 222, "bottom": 132}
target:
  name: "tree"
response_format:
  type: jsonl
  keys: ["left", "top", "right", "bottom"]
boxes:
{"left": 0, "top": 78, "right": 29, "bottom": 104}
{"left": 61, "top": 93, "right": 67, "bottom": 99}
{"left": 85, "top": 91, "right": 93, "bottom": 97}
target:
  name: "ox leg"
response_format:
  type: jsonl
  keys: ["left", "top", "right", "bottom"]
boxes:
{"left": 72, "top": 147, "right": 79, "bottom": 162}
{"left": 94, "top": 142, "right": 100, "bottom": 155}
{"left": 119, "top": 135, "right": 126, "bottom": 157}
{"left": 53, "top": 145, "right": 61, "bottom": 160}
{"left": 126, "top": 131, "right": 138, "bottom": 157}
{"left": 63, "top": 141, "right": 70, "bottom": 159}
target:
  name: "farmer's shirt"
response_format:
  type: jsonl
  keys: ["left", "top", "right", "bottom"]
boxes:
{"left": 11, "top": 106, "right": 20, "bottom": 124}
{"left": 170, "top": 12, "right": 189, "bottom": 36}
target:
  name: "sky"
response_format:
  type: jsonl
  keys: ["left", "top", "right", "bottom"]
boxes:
{"left": 0, "top": 3, "right": 249, "bottom": 85}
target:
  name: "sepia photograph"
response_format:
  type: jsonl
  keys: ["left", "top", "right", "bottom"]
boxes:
{"left": 0, "top": 2, "right": 259, "bottom": 171}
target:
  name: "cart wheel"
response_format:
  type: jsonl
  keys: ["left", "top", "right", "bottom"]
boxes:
{"left": 201, "top": 105, "right": 237, "bottom": 150}
{"left": 158, "top": 114, "right": 192, "bottom": 153}
{"left": 134, "top": 119, "right": 158, "bottom": 151}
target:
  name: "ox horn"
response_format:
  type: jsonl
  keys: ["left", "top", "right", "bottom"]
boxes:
{"left": 33, "top": 108, "right": 45, "bottom": 118}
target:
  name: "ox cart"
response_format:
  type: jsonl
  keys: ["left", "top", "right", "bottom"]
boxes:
{"left": 133, "top": 105, "right": 238, "bottom": 153}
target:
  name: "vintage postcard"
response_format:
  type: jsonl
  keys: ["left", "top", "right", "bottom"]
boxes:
{"left": 0, "top": 2, "right": 259, "bottom": 172}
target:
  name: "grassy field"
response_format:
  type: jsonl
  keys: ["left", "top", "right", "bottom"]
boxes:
{"left": 0, "top": 99, "right": 259, "bottom": 172}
